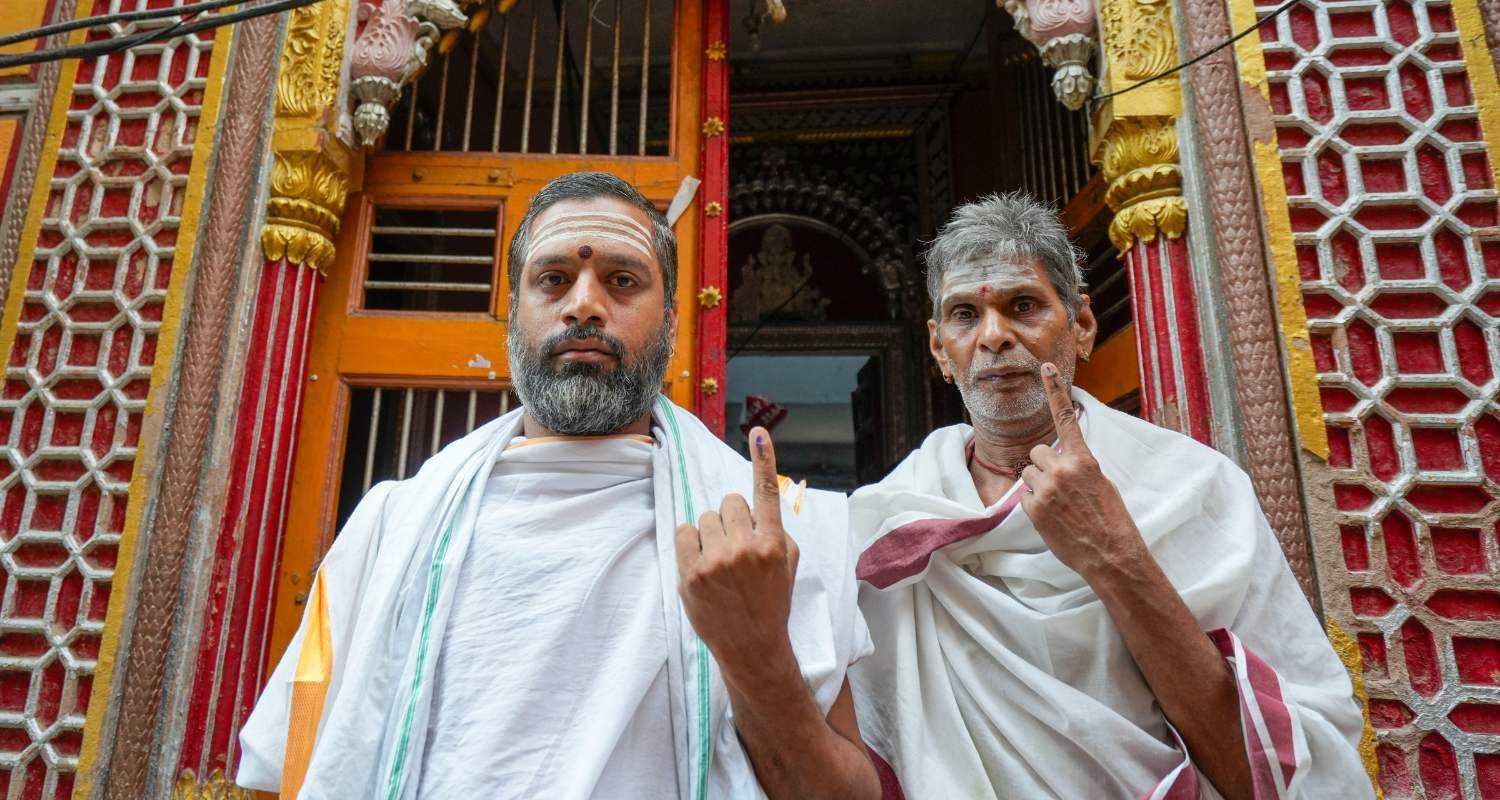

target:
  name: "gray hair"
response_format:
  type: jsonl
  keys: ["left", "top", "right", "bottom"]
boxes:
{"left": 508, "top": 171, "right": 677, "bottom": 305}
{"left": 923, "top": 192, "right": 1085, "bottom": 320}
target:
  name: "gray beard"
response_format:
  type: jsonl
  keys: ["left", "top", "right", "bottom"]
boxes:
{"left": 956, "top": 350, "right": 1075, "bottom": 428}
{"left": 509, "top": 319, "right": 672, "bottom": 436}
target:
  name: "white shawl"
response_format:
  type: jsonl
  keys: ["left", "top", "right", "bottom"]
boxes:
{"left": 238, "top": 396, "right": 869, "bottom": 799}
{"left": 849, "top": 389, "right": 1369, "bottom": 799}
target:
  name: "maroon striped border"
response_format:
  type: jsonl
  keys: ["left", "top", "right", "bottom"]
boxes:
{"left": 856, "top": 486, "right": 1024, "bottom": 589}
{"left": 1142, "top": 630, "right": 1298, "bottom": 799}
{"left": 1210, "top": 628, "right": 1297, "bottom": 798}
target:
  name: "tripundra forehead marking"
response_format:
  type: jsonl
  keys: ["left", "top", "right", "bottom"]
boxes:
{"left": 526, "top": 211, "right": 654, "bottom": 260}
{"left": 938, "top": 262, "right": 1035, "bottom": 308}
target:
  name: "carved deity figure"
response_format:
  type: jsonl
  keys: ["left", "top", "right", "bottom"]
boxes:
{"left": 731, "top": 224, "right": 830, "bottom": 322}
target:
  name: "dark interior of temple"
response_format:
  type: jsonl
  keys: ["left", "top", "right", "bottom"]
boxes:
{"left": 718, "top": 0, "right": 1130, "bottom": 489}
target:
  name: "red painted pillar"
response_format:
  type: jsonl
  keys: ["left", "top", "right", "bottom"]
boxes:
{"left": 1124, "top": 227, "right": 1214, "bottom": 445}
{"left": 695, "top": 0, "right": 730, "bottom": 435}
{"left": 175, "top": 258, "right": 320, "bottom": 779}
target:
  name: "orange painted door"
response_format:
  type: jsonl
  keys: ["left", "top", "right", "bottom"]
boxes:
{"left": 268, "top": 0, "right": 707, "bottom": 664}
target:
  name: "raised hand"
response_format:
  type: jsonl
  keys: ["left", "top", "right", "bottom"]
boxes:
{"left": 1018, "top": 362, "right": 1148, "bottom": 580}
{"left": 674, "top": 426, "right": 801, "bottom": 689}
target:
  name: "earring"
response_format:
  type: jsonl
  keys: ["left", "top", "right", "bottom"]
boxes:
{"left": 943, "top": 373, "right": 954, "bottom": 384}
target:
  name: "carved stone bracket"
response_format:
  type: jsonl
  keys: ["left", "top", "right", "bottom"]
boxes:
{"left": 348, "top": 0, "right": 468, "bottom": 147}
{"left": 998, "top": 0, "right": 1097, "bottom": 110}
{"left": 1091, "top": 0, "right": 1186, "bottom": 250}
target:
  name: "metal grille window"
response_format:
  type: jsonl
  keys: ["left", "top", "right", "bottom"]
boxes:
{"left": 337, "top": 386, "right": 519, "bottom": 527}
{"left": 1015, "top": 56, "right": 1096, "bottom": 206}
{"left": 387, "top": 0, "right": 677, "bottom": 156}
{"left": 364, "top": 206, "right": 501, "bottom": 313}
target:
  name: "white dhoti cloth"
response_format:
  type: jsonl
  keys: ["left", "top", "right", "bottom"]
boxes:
{"left": 849, "top": 388, "right": 1370, "bottom": 799}
{"left": 237, "top": 397, "right": 871, "bottom": 800}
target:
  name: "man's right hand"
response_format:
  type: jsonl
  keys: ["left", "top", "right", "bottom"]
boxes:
{"left": 674, "top": 426, "right": 800, "bottom": 689}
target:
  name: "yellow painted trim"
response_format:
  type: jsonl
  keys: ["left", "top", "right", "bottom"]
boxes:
{"left": 0, "top": 0, "right": 52, "bottom": 79}
{"left": 1224, "top": 0, "right": 1330, "bottom": 460}
{"left": 1453, "top": 0, "right": 1500, "bottom": 191}
{"left": 72, "top": 24, "right": 239, "bottom": 792}
{"left": 1326, "top": 620, "right": 1385, "bottom": 799}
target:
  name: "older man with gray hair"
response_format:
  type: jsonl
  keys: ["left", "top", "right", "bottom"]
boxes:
{"left": 848, "top": 193, "right": 1369, "bottom": 799}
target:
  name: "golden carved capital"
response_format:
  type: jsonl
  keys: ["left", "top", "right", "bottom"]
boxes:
{"left": 262, "top": 145, "right": 351, "bottom": 272}
{"left": 1108, "top": 196, "right": 1187, "bottom": 252}
{"left": 1097, "top": 116, "right": 1184, "bottom": 250}
{"left": 1092, "top": 0, "right": 1187, "bottom": 250}
{"left": 264, "top": 0, "right": 355, "bottom": 272}
{"left": 1098, "top": 116, "right": 1178, "bottom": 181}
{"left": 172, "top": 769, "right": 255, "bottom": 800}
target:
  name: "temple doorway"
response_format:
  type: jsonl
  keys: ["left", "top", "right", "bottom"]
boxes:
{"left": 718, "top": 0, "right": 1138, "bottom": 483}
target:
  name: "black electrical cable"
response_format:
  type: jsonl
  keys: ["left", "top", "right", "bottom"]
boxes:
{"left": 0, "top": 0, "right": 245, "bottom": 50}
{"left": 2, "top": 18, "right": 196, "bottom": 69}
{"left": 1087, "top": 0, "right": 1299, "bottom": 106}
{"left": 0, "top": 0, "right": 324, "bottom": 69}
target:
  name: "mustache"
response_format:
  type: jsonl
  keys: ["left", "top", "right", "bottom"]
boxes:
{"left": 542, "top": 323, "right": 626, "bottom": 361}
{"left": 966, "top": 352, "right": 1040, "bottom": 376}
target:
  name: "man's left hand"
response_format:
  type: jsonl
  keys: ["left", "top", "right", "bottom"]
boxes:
{"left": 1019, "top": 363, "right": 1149, "bottom": 579}
{"left": 674, "top": 426, "right": 800, "bottom": 691}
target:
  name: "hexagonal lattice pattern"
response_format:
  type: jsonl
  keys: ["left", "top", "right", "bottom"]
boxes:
{"left": 0, "top": 6, "right": 214, "bottom": 796}
{"left": 1259, "top": 0, "right": 1500, "bottom": 796}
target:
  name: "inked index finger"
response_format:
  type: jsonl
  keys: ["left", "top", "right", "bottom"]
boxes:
{"left": 748, "top": 426, "right": 783, "bottom": 532}
{"left": 1040, "top": 362, "right": 1085, "bottom": 447}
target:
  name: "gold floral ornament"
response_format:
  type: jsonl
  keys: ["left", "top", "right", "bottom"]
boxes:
{"left": 173, "top": 769, "right": 255, "bottom": 800}
{"left": 699, "top": 377, "right": 720, "bottom": 395}
{"left": 1096, "top": 117, "right": 1185, "bottom": 251}
{"left": 702, "top": 117, "right": 726, "bottom": 137}
{"left": 697, "top": 285, "right": 723, "bottom": 308}
{"left": 704, "top": 201, "right": 723, "bottom": 217}
{"left": 262, "top": 149, "right": 350, "bottom": 272}
{"left": 706, "top": 40, "right": 727, "bottom": 61}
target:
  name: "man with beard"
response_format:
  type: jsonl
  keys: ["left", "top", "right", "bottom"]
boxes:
{"left": 237, "top": 172, "right": 880, "bottom": 800}
{"left": 849, "top": 194, "right": 1369, "bottom": 799}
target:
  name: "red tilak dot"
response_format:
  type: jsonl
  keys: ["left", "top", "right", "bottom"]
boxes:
{"left": 578, "top": 244, "right": 593, "bottom": 259}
